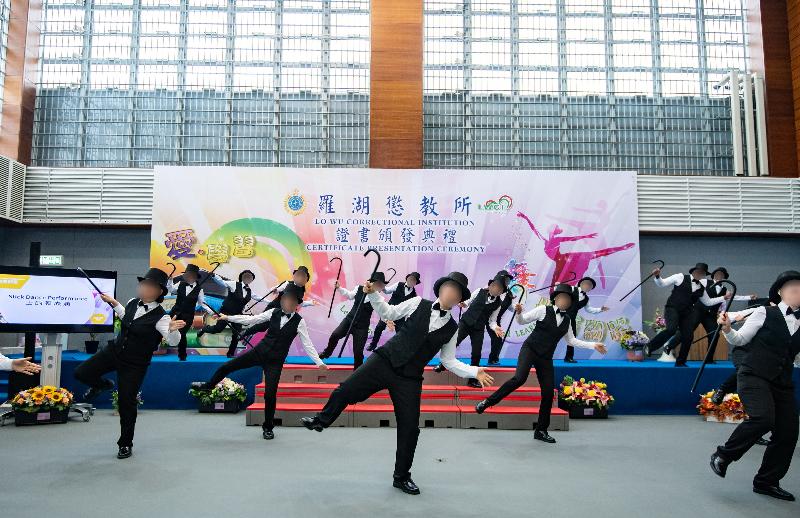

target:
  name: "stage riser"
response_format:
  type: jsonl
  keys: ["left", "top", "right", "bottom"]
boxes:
{"left": 461, "top": 413, "right": 569, "bottom": 431}
{"left": 278, "top": 367, "right": 538, "bottom": 388}
{"left": 255, "top": 392, "right": 551, "bottom": 407}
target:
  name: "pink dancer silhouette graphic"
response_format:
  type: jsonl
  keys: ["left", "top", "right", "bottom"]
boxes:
{"left": 517, "top": 211, "right": 635, "bottom": 288}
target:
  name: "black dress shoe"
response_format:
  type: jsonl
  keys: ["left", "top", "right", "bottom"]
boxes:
{"left": 674, "top": 362, "right": 688, "bottom": 367}
{"left": 710, "top": 388, "right": 726, "bottom": 405}
{"left": 466, "top": 378, "right": 481, "bottom": 389}
{"left": 301, "top": 416, "right": 324, "bottom": 432}
{"left": 393, "top": 477, "right": 421, "bottom": 495}
{"left": 318, "top": 351, "right": 331, "bottom": 360}
{"left": 83, "top": 380, "right": 114, "bottom": 402}
{"left": 564, "top": 358, "right": 577, "bottom": 363}
{"left": 710, "top": 453, "right": 729, "bottom": 478}
{"left": 755, "top": 437, "right": 771, "bottom": 446}
{"left": 117, "top": 446, "right": 133, "bottom": 459}
{"left": 366, "top": 343, "right": 377, "bottom": 352}
{"left": 534, "top": 430, "right": 556, "bottom": 443}
{"left": 226, "top": 352, "right": 235, "bottom": 358}
{"left": 179, "top": 356, "right": 187, "bottom": 362}
{"left": 196, "top": 329, "right": 205, "bottom": 338}
{"left": 433, "top": 364, "right": 446, "bottom": 373}
{"left": 475, "top": 399, "right": 489, "bottom": 414}
{"left": 753, "top": 484, "right": 795, "bottom": 501}
{"left": 487, "top": 359, "right": 500, "bottom": 366}
{"left": 262, "top": 429, "right": 275, "bottom": 440}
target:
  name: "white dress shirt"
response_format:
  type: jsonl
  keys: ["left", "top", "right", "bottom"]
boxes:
{"left": 226, "top": 309, "right": 324, "bottom": 366}
{"left": 167, "top": 279, "right": 212, "bottom": 314}
{"left": 112, "top": 299, "right": 182, "bottom": 347}
{"left": 576, "top": 289, "right": 603, "bottom": 314}
{"left": 0, "top": 352, "right": 13, "bottom": 371}
{"left": 266, "top": 281, "right": 315, "bottom": 308}
{"left": 210, "top": 277, "right": 262, "bottom": 302}
{"left": 365, "top": 291, "right": 480, "bottom": 379}
{"left": 462, "top": 289, "right": 504, "bottom": 333}
{"left": 515, "top": 305, "right": 597, "bottom": 349}
{"left": 653, "top": 274, "right": 726, "bottom": 307}
{"left": 338, "top": 285, "right": 372, "bottom": 305}
{"left": 384, "top": 282, "right": 415, "bottom": 297}
{"left": 709, "top": 283, "right": 753, "bottom": 302}
{"left": 724, "top": 302, "right": 800, "bottom": 367}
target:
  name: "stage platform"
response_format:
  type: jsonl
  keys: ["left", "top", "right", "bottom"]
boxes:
{"left": 5, "top": 351, "right": 799, "bottom": 415}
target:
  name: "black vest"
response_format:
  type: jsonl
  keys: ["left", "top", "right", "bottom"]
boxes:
{"left": 115, "top": 298, "right": 167, "bottom": 364}
{"left": 344, "top": 286, "right": 373, "bottom": 329}
{"left": 460, "top": 288, "right": 502, "bottom": 328}
{"left": 220, "top": 281, "right": 252, "bottom": 314}
{"left": 566, "top": 286, "right": 589, "bottom": 323}
{"left": 266, "top": 281, "right": 306, "bottom": 310}
{"left": 170, "top": 281, "right": 201, "bottom": 317}
{"left": 698, "top": 284, "right": 725, "bottom": 314}
{"left": 666, "top": 274, "right": 702, "bottom": 311}
{"left": 494, "top": 292, "right": 513, "bottom": 325}
{"left": 376, "top": 299, "right": 459, "bottom": 378}
{"left": 256, "top": 309, "right": 303, "bottom": 362}
{"left": 739, "top": 306, "right": 800, "bottom": 386}
{"left": 388, "top": 283, "right": 418, "bottom": 329}
{"left": 521, "top": 305, "right": 571, "bottom": 359}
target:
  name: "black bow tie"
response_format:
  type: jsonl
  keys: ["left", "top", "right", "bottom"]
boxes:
{"left": 432, "top": 303, "right": 448, "bottom": 317}
{"left": 281, "top": 311, "right": 294, "bottom": 319}
{"left": 692, "top": 279, "right": 702, "bottom": 285}
{"left": 138, "top": 301, "right": 149, "bottom": 309}
{"left": 786, "top": 307, "right": 800, "bottom": 319}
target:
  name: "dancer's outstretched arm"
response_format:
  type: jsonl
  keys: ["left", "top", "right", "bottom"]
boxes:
{"left": 296, "top": 319, "right": 326, "bottom": 367}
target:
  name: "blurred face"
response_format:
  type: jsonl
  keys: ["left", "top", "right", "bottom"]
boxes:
{"left": 280, "top": 295, "right": 300, "bottom": 314}
{"left": 183, "top": 272, "right": 199, "bottom": 284}
{"left": 779, "top": 280, "right": 800, "bottom": 308}
{"left": 405, "top": 276, "right": 418, "bottom": 288}
{"left": 579, "top": 280, "right": 594, "bottom": 292}
{"left": 712, "top": 272, "right": 725, "bottom": 282}
{"left": 553, "top": 292, "right": 573, "bottom": 310}
{"left": 372, "top": 281, "right": 386, "bottom": 293}
{"left": 293, "top": 271, "right": 309, "bottom": 286}
{"left": 691, "top": 270, "right": 707, "bottom": 281}
{"left": 438, "top": 281, "right": 463, "bottom": 309}
{"left": 241, "top": 273, "right": 255, "bottom": 285}
{"left": 137, "top": 280, "right": 162, "bottom": 303}
{"left": 488, "top": 281, "right": 504, "bottom": 297}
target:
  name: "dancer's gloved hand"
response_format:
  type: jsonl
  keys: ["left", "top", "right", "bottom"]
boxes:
{"left": 475, "top": 368, "right": 494, "bottom": 388}
{"left": 169, "top": 316, "right": 186, "bottom": 332}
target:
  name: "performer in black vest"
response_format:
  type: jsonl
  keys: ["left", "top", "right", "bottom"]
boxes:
{"left": 710, "top": 271, "right": 800, "bottom": 501}
{"left": 301, "top": 272, "right": 494, "bottom": 495}
{"left": 486, "top": 276, "right": 514, "bottom": 365}
{"left": 197, "top": 269, "right": 262, "bottom": 357}
{"left": 319, "top": 272, "right": 387, "bottom": 369}
{"left": 433, "top": 271, "right": 509, "bottom": 386}
{"left": 367, "top": 272, "right": 421, "bottom": 351}
{"left": 476, "top": 283, "right": 607, "bottom": 443}
{"left": 644, "top": 262, "right": 729, "bottom": 366}
{"left": 74, "top": 268, "right": 185, "bottom": 459}
{"left": 237, "top": 266, "right": 316, "bottom": 342}
{"left": 167, "top": 264, "right": 212, "bottom": 361}
{"left": 563, "top": 276, "right": 609, "bottom": 363}
{"left": 190, "top": 283, "right": 326, "bottom": 440}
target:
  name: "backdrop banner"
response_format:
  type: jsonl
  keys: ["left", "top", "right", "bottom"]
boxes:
{"left": 151, "top": 167, "right": 641, "bottom": 360}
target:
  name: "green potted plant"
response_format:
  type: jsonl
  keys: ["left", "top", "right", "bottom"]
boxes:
{"left": 85, "top": 332, "right": 100, "bottom": 354}
{"left": 189, "top": 377, "right": 247, "bottom": 413}
{"left": 111, "top": 390, "right": 144, "bottom": 415}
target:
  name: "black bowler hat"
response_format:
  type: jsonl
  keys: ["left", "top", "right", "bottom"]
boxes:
{"left": 689, "top": 262, "right": 709, "bottom": 275}
{"left": 369, "top": 271, "right": 387, "bottom": 285}
{"left": 239, "top": 269, "right": 256, "bottom": 282}
{"left": 769, "top": 270, "right": 800, "bottom": 304}
{"left": 138, "top": 267, "right": 169, "bottom": 298}
{"left": 488, "top": 271, "right": 513, "bottom": 288}
{"left": 710, "top": 267, "right": 729, "bottom": 280}
{"left": 281, "top": 282, "right": 305, "bottom": 304}
{"left": 293, "top": 265, "right": 310, "bottom": 280}
{"left": 433, "top": 271, "right": 471, "bottom": 302}
{"left": 578, "top": 276, "right": 597, "bottom": 289}
{"left": 550, "top": 283, "right": 574, "bottom": 304}
{"left": 406, "top": 272, "right": 421, "bottom": 284}
{"left": 183, "top": 264, "right": 201, "bottom": 278}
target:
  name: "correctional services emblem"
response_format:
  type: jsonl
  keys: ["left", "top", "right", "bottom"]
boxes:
{"left": 284, "top": 189, "right": 306, "bottom": 216}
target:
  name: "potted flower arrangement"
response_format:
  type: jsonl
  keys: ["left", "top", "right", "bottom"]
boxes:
{"left": 698, "top": 391, "right": 747, "bottom": 423}
{"left": 111, "top": 390, "right": 144, "bottom": 415}
{"left": 618, "top": 327, "right": 649, "bottom": 362}
{"left": 645, "top": 308, "right": 666, "bottom": 333}
{"left": 11, "top": 386, "right": 74, "bottom": 426}
{"left": 557, "top": 376, "right": 614, "bottom": 418}
{"left": 189, "top": 377, "right": 246, "bottom": 413}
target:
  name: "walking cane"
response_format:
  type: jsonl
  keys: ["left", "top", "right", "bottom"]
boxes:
{"left": 499, "top": 284, "right": 526, "bottom": 347}
{"left": 528, "top": 271, "right": 577, "bottom": 294}
{"left": 76, "top": 268, "right": 111, "bottom": 304}
{"left": 337, "top": 248, "right": 382, "bottom": 358}
{"left": 619, "top": 260, "right": 664, "bottom": 302}
{"left": 327, "top": 257, "right": 343, "bottom": 318}
{"left": 690, "top": 280, "right": 737, "bottom": 393}
{"left": 243, "top": 280, "right": 287, "bottom": 314}
{"left": 385, "top": 268, "right": 398, "bottom": 283}
{"left": 165, "top": 262, "right": 177, "bottom": 280}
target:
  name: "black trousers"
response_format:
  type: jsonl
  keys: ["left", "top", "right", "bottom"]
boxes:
{"left": 200, "top": 319, "right": 243, "bottom": 356}
{"left": 322, "top": 318, "right": 369, "bottom": 369}
{"left": 716, "top": 373, "right": 798, "bottom": 486}
{"left": 674, "top": 307, "right": 720, "bottom": 364}
{"left": 203, "top": 345, "right": 284, "bottom": 431}
{"left": 74, "top": 346, "right": 149, "bottom": 447}
{"left": 718, "top": 349, "right": 745, "bottom": 395}
{"left": 647, "top": 306, "right": 694, "bottom": 362}
{"left": 485, "top": 345, "right": 555, "bottom": 432}
{"left": 485, "top": 321, "right": 503, "bottom": 363}
{"left": 370, "top": 320, "right": 389, "bottom": 347}
{"left": 564, "top": 317, "right": 578, "bottom": 361}
{"left": 316, "top": 354, "right": 422, "bottom": 481}
{"left": 171, "top": 311, "right": 194, "bottom": 359}
{"left": 455, "top": 320, "right": 486, "bottom": 367}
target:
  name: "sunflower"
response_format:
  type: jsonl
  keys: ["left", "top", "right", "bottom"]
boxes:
{"left": 50, "top": 392, "right": 63, "bottom": 402}
{"left": 31, "top": 389, "right": 44, "bottom": 399}
{"left": 42, "top": 386, "right": 56, "bottom": 394}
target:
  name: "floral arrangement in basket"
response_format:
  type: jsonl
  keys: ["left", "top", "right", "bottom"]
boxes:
{"left": 698, "top": 391, "right": 747, "bottom": 423}
{"left": 11, "top": 386, "right": 73, "bottom": 413}
{"left": 645, "top": 308, "right": 667, "bottom": 333}
{"left": 558, "top": 376, "right": 614, "bottom": 409}
{"left": 111, "top": 391, "right": 143, "bottom": 412}
{"left": 189, "top": 378, "right": 246, "bottom": 405}
{"left": 618, "top": 327, "right": 649, "bottom": 350}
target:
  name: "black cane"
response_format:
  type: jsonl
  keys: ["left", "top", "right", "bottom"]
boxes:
{"left": 386, "top": 267, "right": 398, "bottom": 283}
{"left": 499, "top": 284, "right": 526, "bottom": 347}
{"left": 165, "top": 262, "right": 177, "bottom": 280}
{"left": 691, "top": 280, "right": 737, "bottom": 393}
{"left": 528, "top": 271, "right": 577, "bottom": 294}
{"left": 619, "top": 259, "right": 665, "bottom": 302}
{"left": 243, "top": 280, "right": 287, "bottom": 314}
{"left": 76, "top": 268, "right": 111, "bottom": 306}
{"left": 327, "top": 257, "right": 343, "bottom": 318}
{"left": 337, "top": 248, "right": 382, "bottom": 358}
